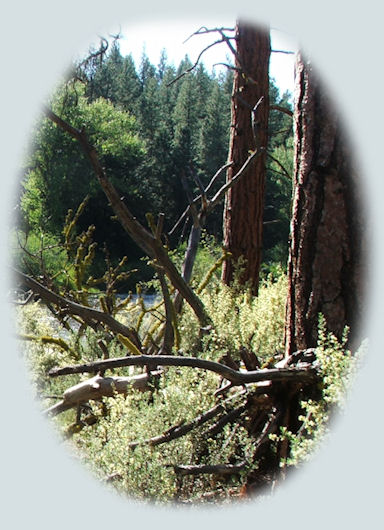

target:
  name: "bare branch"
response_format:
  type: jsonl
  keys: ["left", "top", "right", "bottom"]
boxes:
{"left": 217, "top": 28, "right": 240, "bottom": 64}
{"left": 129, "top": 389, "right": 248, "bottom": 448}
{"left": 204, "top": 161, "right": 234, "bottom": 197}
{"left": 48, "top": 353, "right": 319, "bottom": 387}
{"left": 271, "top": 49, "right": 295, "bottom": 55}
{"left": 270, "top": 104, "right": 293, "bottom": 117}
{"left": 263, "top": 220, "right": 282, "bottom": 226}
{"left": 43, "top": 371, "right": 162, "bottom": 417}
{"left": 168, "top": 162, "right": 233, "bottom": 237}
{"left": 167, "top": 26, "right": 236, "bottom": 86}
{"left": 167, "top": 38, "right": 226, "bottom": 86}
{"left": 209, "top": 150, "right": 260, "bottom": 210}
{"left": 11, "top": 289, "right": 35, "bottom": 305}
{"left": 183, "top": 26, "right": 235, "bottom": 43}
{"left": 172, "top": 461, "right": 247, "bottom": 477}
{"left": 212, "top": 62, "right": 239, "bottom": 72}
{"left": 157, "top": 272, "right": 176, "bottom": 354}
{"left": 267, "top": 152, "right": 292, "bottom": 180}
{"left": 251, "top": 408, "right": 281, "bottom": 454}
{"left": 201, "top": 403, "right": 248, "bottom": 438}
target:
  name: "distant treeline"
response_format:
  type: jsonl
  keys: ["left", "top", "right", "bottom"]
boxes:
{"left": 18, "top": 41, "right": 293, "bottom": 285}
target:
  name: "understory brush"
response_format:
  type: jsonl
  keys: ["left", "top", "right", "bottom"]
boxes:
{"left": 270, "top": 317, "right": 367, "bottom": 467}
{"left": 179, "top": 269, "right": 287, "bottom": 365}
{"left": 17, "top": 269, "right": 365, "bottom": 503}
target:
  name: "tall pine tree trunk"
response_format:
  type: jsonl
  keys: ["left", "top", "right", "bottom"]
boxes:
{"left": 285, "top": 53, "right": 364, "bottom": 356}
{"left": 221, "top": 22, "right": 270, "bottom": 295}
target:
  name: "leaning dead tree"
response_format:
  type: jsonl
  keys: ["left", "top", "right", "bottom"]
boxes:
{"left": 45, "top": 108, "right": 210, "bottom": 328}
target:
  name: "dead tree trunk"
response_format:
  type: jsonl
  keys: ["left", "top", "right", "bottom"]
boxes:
{"left": 222, "top": 22, "right": 270, "bottom": 294}
{"left": 284, "top": 53, "right": 365, "bottom": 356}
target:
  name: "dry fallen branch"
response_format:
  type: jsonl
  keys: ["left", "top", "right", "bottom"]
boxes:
{"left": 44, "top": 371, "right": 162, "bottom": 416}
{"left": 48, "top": 353, "right": 319, "bottom": 387}
{"left": 129, "top": 389, "right": 250, "bottom": 449}
{"left": 11, "top": 289, "right": 35, "bottom": 305}
{"left": 201, "top": 403, "right": 248, "bottom": 439}
{"left": 172, "top": 461, "right": 247, "bottom": 477}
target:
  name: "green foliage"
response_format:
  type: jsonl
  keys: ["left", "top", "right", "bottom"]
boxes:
{"left": 12, "top": 229, "right": 69, "bottom": 285}
{"left": 192, "top": 271, "right": 287, "bottom": 364}
{"left": 20, "top": 82, "right": 145, "bottom": 272}
{"left": 72, "top": 363, "right": 257, "bottom": 504}
{"left": 17, "top": 302, "right": 80, "bottom": 403}
{"left": 17, "top": 247, "right": 365, "bottom": 503}
{"left": 17, "top": 265, "right": 289, "bottom": 502}
{"left": 73, "top": 368, "right": 219, "bottom": 502}
{"left": 263, "top": 86, "right": 294, "bottom": 266}
{"left": 19, "top": 41, "right": 293, "bottom": 276}
{"left": 15, "top": 36, "right": 306, "bottom": 504}
{"left": 270, "top": 317, "right": 367, "bottom": 466}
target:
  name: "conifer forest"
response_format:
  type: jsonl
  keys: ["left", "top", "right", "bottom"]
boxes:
{"left": 13, "top": 22, "right": 366, "bottom": 504}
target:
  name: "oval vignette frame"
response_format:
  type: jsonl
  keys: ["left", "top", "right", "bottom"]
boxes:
{"left": 1, "top": 1, "right": 383, "bottom": 529}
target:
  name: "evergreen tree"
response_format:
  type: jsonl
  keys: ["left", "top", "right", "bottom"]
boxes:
{"left": 262, "top": 82, "right": 294, "bottom": 267}
{"left": 156, "top": 49, "right": 168, "bottom": 82}
{"left": 139, "top": 52, "right": 157, "bottom": 89}
{"left": 138, "top": 76, "right": 161, "bottom": 140}
{"left": 196, "top": 82, "right": 230, "bottom": 180}
{"left": 87, "top": 42, "right": 124, "bottom": 103}
{"left": 21, "top": 37, "right": 296, "bottom": 275}
{"left": 117, "top": 54, "right": 142, "bottom": 113}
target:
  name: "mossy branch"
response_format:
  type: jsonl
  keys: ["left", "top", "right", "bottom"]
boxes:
{"left": 15, "top": 269, "right": 141, "bottom": 348}
{"left": 18, "top": 333, "right": 79, "bottom": 359}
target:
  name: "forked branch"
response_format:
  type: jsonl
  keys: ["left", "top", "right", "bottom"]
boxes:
{"left": 14, "top": 268, "right": 141, "bottom": 346}
{"left": 44, "top": 108, "right": 210, "bottom": 326}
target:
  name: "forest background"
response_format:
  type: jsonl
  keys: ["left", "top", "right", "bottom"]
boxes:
{"left": 1, "top": 0, "right": 379, "bottom": 517}
{"left": 17, "top": 36, "right": 293, "bottom": 289}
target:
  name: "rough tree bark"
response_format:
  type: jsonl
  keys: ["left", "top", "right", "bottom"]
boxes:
{"left": 222, "top": 21, "right": 270, "bottom": 294}
{"left": 284, "top": 53, "right": 365, "bottom": 356}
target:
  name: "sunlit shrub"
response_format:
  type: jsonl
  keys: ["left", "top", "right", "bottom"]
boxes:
{"left": 270, "top": 317, "right": 367, "bottom": 466}
{"left": 72, "top": 367, "right": 254, "bottom": 503}
{"left": 179, "top": 269, "right": 287, "bottom": 364}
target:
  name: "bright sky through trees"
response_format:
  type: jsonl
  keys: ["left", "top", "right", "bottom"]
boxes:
{"left": 118, "top": 20, "right": 297, "bottom": 95}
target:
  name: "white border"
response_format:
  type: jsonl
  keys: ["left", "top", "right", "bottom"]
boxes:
{"left": 2, "top": 1, "right": 382, "bottom": 528}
